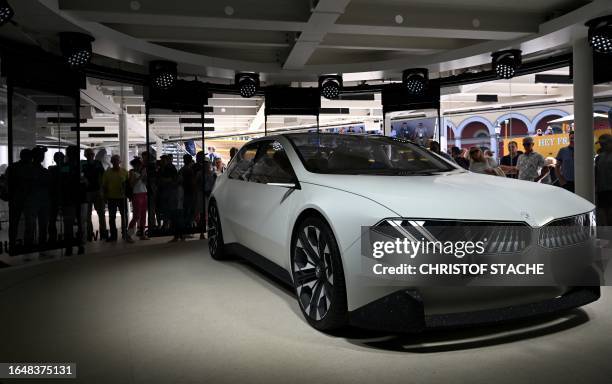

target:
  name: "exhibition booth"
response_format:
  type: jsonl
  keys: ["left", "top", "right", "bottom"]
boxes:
{"left": 0, "top": 0, "right": 612, "bottom": 383}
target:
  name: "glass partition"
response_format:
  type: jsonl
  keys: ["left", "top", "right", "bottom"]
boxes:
{"left": 441, "top": 67, "right": 577, "bottom": 180}
{"left": 147, "top": 106, "right": 206, "bottom": 238}
{"left": 0, "top": 81, "right": 8, "bottom": 263}
{"left": 594, "top": 82, "right": 612, "bottom": 226}
{"left": 79, "top": 78, "right": 147, "bottom": 244}
{"left": 7, "top": 86, "right": 80, "bottom": 257}
{"left": 438, "top": 66, "right": 612, "bottom": 195}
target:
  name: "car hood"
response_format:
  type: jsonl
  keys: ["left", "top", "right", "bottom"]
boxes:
{"left": 301, "top": 171, "right": 594, "bottom": 227}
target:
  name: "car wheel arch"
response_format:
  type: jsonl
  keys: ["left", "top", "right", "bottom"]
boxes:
{"left": 290, "top": 208, "right": 347, "bottom": 287}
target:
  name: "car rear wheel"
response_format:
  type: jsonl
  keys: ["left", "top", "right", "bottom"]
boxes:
{"left": 208, "top": 200, "right": 227, "bottom": 260}
{"left": 291, "top": 216, "right": 348, "bottom": 331}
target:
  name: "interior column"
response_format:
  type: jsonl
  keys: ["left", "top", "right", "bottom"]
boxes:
{"left": 383, "top": 113, "right": 391, "bottom": 136}
{"left": 572, "top": 37, "right": 594, "bottom": 202}
{"left": 156, "top": 137, "right": 163, "bottom": 160}
{"left": 119, "top": 110, "right": 129, "bottom": 170}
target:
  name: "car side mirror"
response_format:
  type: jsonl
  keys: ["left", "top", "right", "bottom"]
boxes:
{"left": 267, "top": 182, "right": 298, "bottom": 189}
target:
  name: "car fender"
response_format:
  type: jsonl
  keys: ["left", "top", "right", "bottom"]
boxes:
{"left": 209, "top": 175, "right": 240, "bottom": 245}
{"left": 285, "top": 181, "right": 398, "bottom": 284}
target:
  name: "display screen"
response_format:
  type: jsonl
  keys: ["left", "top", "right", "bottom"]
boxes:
{"left": 390, "top": 117, "right": 437, "bottom": 146}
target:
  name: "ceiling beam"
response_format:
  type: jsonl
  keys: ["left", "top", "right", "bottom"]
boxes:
{"left": 65, "top": 10, "right": 307, "bottom": 32}
{"left": 81, "top": 82, "right": 121, "bottom": 114}
{"left": 67, "top": 8, "right": 530, "bottom": 42}
{"left": 322, "top": 34, "right": 479, "bottom": 50}
{"left": 149, "top": 39, "right": 290, "bottom": 49}
{"left": 80, "top": 79, "right": 161, "bottom": 142}
{"left": 58, "top": 0, "right": 311, "bottom": 22}
{"left": 336, "top": 3, "right": 540, "bottom": 35}
{"left": 283, "top": 0, "right": 352, "bottom": 70}
{"left": 105, "top": 24, "right": 294, "bottom": 48}
{"left": 318, "top": 45, "right": 440, "bottom": 54}
{"left": 330, "top": 24, "right": 529, "bottom": 40}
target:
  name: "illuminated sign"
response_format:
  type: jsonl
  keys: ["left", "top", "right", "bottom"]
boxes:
{"left": 502, "top": 131, "right": 612, "bottom": 158}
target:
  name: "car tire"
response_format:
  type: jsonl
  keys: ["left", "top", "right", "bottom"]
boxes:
{"left": 208, "top": 200, "right": 228, "bottom": 260}
{"left": 291, "top": 216, "right": 348, "bottom": 331}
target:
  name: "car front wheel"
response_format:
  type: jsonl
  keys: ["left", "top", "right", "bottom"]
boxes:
{"left": 208, "top": 200, "right": 227, "bottom": 260}
{"left": 291, "top": 216, "right": 348, "bottom": 331}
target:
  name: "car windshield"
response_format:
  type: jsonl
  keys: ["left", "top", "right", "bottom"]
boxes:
{"left": 285, "top": 133, "right": 457, "bottom": 175}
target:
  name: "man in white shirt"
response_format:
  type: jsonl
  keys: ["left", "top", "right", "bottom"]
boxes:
{"left": 516, "top": 137, "right": 549, "bottom": 182}
{"left": 214, "top": 156, "right": 226, "bottom": 177}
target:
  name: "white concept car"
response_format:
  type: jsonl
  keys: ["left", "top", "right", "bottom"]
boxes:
{"left": 208, "top": 133, "right": 600, "bottom": 332}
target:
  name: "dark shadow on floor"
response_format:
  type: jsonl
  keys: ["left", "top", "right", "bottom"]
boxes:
{"left": 213, "top": 251, "right": 311, "bottom": 320}
{"left": 222, "top": 257, "right": 296, "bottom": 297}
{"left": 341, "top": 308, "right": 589, "bottom": 352}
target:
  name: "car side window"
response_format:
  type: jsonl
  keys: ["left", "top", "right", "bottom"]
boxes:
{"left": 249, "top": 141, "right": 297, "bottom": 184}
{"left": 228, "top": 143, "right": 258, "bottom": 181}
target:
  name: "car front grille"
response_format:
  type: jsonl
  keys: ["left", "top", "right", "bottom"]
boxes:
{"left": 375, "top": 212, "right": 595, "bottom": 254}
{"left": 422, "top": 221, "right": 530, "bottom": 254}
{"left": 538, "top": 212, "right": 595, "bottom": 248}
{"left": 375, "top": 219, "right": 531, "bottom": 254}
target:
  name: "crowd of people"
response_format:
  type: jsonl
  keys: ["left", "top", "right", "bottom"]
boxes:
{"left": 2, "top": 131, "right": 612, "bottom": 256}
{"left": 440, "top": 131, "right": 612, "bottom": 225}
{"left": 2, "top": 144, "right": 237, "bottom": 256}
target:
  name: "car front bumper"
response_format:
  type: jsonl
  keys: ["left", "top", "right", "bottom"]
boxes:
{"left": 348, "top": 286, "right": 600, "bottom": 332}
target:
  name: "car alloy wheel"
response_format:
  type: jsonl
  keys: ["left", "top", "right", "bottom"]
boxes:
{"left": 291, "top": 216, "right": 347, "bottom": 331}
{"left": 208, "top": 201, "right": 226, "bottom": 260}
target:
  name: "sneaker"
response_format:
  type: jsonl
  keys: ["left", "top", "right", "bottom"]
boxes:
{"left": 125, "top": 236, "right": 135, "bottom": 244}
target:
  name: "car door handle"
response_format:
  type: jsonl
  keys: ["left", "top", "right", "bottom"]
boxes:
{"left": 266, "top": 182, "right": 297, "bottom": 188}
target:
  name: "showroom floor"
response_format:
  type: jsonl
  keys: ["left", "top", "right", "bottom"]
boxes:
{"left": 0, "top": 240, "right": 611, "bottom": 384}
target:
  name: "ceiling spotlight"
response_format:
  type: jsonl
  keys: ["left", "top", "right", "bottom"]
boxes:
{"left": 587, "top": 15, "right": 612, "bottom": 54}
{"left": 59, "top": 32, "right": 95, "bottom": 68}
{"left": 319, "top": 75, "right": 342, "bottom": 100}
{"left": 149, "top": 60, "right": 178, "bottom": 90}
{"left": 492, "top": 49, "right": 522, "bottom": 79}
{"left": 402, "top": 68, "right": 428, "bottom": 96}
{"left": 236, "top": 72, "right": 259, "bottom": 98}
{"left": 0, "top": 0, "right": 14, "bottom": 27}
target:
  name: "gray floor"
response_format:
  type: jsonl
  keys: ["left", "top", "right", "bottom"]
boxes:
{"left": 0, "top": 240, "right": 611, "bottom": 384}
